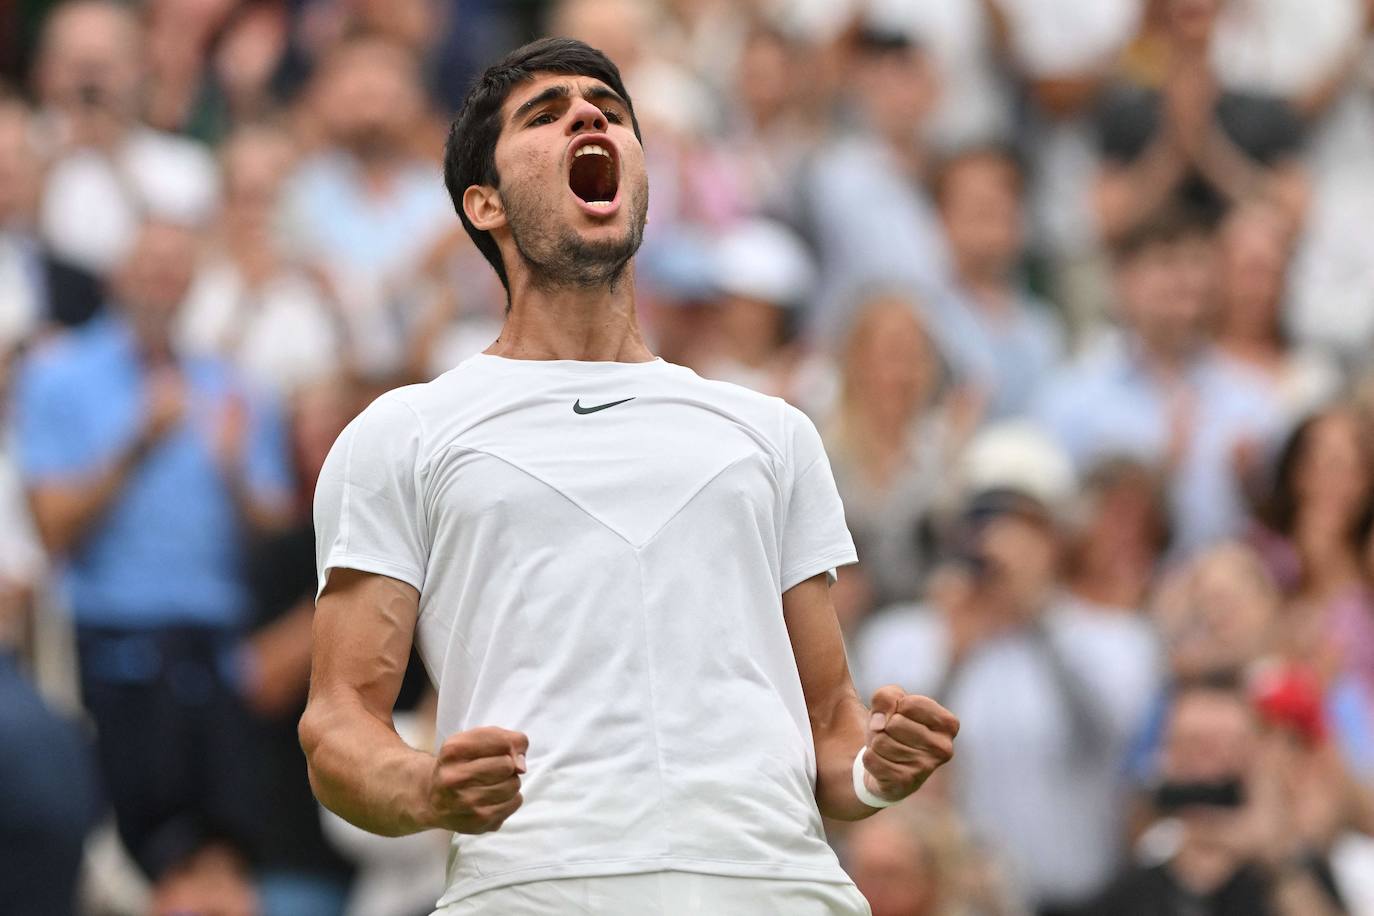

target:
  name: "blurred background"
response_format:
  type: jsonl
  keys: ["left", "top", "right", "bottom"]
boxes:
{"left": 5, "top": 0, "right": 1374, "bottom": 914}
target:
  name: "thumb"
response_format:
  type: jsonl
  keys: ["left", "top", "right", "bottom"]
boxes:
{"left": 868, "top": 685, "right": 904, "bottom": 737}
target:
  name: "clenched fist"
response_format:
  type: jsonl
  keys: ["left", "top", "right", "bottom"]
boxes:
{"left": 423, "top": 727, "right": 528, "bottom": 834}
{"left": 859, "top": 686, "right": 959, "bottom": 804}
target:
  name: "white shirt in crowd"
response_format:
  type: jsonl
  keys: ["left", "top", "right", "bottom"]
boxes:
{"left": 39, "top": 126, "right": 219, "bottom": 274}
{"left": 176, "top": 257, "right": 342, "bottom": 397}
{"left": 314, "top": 353, "right": 859, "bottom": 908}
{"left": 854, "top": 598, "right": 1160, "bottom": 907}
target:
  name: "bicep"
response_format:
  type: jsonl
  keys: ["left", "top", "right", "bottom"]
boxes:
{"left": 309, "top": 567, "right": 420, "bottom": 720}
{"left": 783, "top": 572, "right": 861, "bottom": 727}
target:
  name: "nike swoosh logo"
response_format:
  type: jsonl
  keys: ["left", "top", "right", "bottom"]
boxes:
{"left": 573, "top": 397, "right": 636, "bottom": 415}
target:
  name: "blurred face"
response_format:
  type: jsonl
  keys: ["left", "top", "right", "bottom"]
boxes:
{"left": 939, "top": 155, "right": 1024, "bottom": 281}
{"left": 113, "top": 222, "right": 198, "bottom": 337}
{"left": 316, "top": 41, "right": 424, "bottom": 159}
{"left": 720, "top": 295, "right": 785, "bottom": 364}
{"left": 37, "top": 1, "right": 142, "bottom": 120}
{"left": 1167, "top": 0, "right": 1221, "bottom": 46}
{"left": 1159, "top": 547, "right": 1276, "bottom": 678}
{"left": 1117, "top": 233, "right": 1216, "bottom": 360}
{"left": 737, "top": 30, "right": 793, "bottom": 123}
{"left": 0, "top": 106, "right": 39, "bottom": 225}
{"left": 975, "top": 513, "right": 1060, "bottom": 612}
{"left": 847, "top": 820, "right": 940, "bottom": 916}
{"left": 851, "top": 47, "right": 936, "bottom": 140}
{"left": 1080, "top": 471, "right": 1165, "bottom": 562}
{"left": 1292, "top": 412, "right": 1372, "bottom": 519}
{"left": 1163, "top": 689, "right": 1255, "bottom": 784}
{"left": 1219, "top": 208, "right": 1289, "bottom": 340}
{"left": 549, "top": 0, "right": 648, "bottom": 78}
{"left": 845, "top": 299, "right": 938, "bottom": 420}
{"left": 478, "top": 72, "right": 648, "bottom": 289}
{"left": 222, "top": 129, "right": 293, "bottom": 226}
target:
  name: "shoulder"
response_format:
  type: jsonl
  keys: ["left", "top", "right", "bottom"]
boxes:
{"left": 19, "top": 319, "right": 120, "bottom": 388}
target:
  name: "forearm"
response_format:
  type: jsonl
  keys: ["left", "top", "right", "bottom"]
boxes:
{"left": 811, "top": 688, "right": 876, "bottom": 821}
{"left": 299, "top": 694, "right": 436, "bottom": 837}
{"left": 31, "top": 441, "right": 146, "bottom": 554}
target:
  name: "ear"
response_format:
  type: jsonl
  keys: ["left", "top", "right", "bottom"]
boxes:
{"left": 463, "top": 184, "right": 506, "bottom": 232}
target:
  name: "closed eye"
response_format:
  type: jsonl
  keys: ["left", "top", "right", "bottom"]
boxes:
{"left": 602, "top": 109, "right": 624, "bottom": 124}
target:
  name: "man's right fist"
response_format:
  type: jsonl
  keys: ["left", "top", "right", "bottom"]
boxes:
{"left": 424, "top": 727, "right": 527, "bottom": 834}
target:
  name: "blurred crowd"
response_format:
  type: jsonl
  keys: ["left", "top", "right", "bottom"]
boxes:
{"left": 5, "top": 0, "right": 1374, "bottom": 915}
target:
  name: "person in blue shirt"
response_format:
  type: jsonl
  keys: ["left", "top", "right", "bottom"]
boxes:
{"left": 1034, "top": 206, "right": 1282, "bottom": 555}
{"left": 930, "top": 145, "right": 1065, "bottom": 421}
{"left": 14, "top": 219, "right": 292, "bottom": 909}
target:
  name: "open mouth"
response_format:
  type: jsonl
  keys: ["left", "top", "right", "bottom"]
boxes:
{"left": 568, "top": 137, "right": 620, "bottom": 210}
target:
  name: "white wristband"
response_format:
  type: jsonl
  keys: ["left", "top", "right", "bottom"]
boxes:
{"left": 852, "top": 748, "right": 898, "bottom": 809}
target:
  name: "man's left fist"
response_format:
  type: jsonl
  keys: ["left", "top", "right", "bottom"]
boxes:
{"left": 860, "top": 685, "right": 960, "bottom": 803}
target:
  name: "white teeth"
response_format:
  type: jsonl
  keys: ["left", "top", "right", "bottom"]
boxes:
{"left": 574, "top": 144, "right": 610, "bottom": 158}
{"left": 586, "top": 200, "right": 614, "bottom": 208}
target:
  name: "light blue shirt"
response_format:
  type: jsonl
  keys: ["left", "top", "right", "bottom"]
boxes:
{"left": 14, "top": 317, "right": 291, "bottom": 629}
{"left": 1033, "top": 336, "right": 1282, "bottom": 553}
{"left": 803, "top": 135, "right": 952, "bottom": 343}
{"left": 281, "top": 151, "right": 451, "bottom": 274}
{"left": 928, "top": 288, "right": 1064, "bottom": 420}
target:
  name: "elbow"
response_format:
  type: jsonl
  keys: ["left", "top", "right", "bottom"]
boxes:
{"left": 298, "top": 703, "right": 329, "bottom": 797}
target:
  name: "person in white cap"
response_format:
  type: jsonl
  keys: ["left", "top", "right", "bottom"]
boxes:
{"left": 853, "top": 422, "right": 1160, "bottom": 916}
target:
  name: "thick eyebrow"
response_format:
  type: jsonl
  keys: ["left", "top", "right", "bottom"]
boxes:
{"left": 509, "top": 82, "right": 629, "bottom": 124}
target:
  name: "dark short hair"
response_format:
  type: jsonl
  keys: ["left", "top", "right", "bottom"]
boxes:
{"left": 931, "top": 142, "right": 1027, "bottom": 206}
{"left": 1112, "top": 203, "right": 1214, "bottom": 263}
{"left": 442, "top": 37, "right": 642, "bottom": 292}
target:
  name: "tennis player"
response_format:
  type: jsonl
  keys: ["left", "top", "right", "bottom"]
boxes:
{"left": 300, "top": 37, "right": 959, "bottom": 915}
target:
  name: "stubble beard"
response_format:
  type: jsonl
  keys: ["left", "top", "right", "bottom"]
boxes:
{"left": 503, "top": 180, "right": 649, "bottom": 292}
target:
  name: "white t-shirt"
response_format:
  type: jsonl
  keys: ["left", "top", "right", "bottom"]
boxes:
{"left": 314, "top": 353, "right": 858, "bottom": 906}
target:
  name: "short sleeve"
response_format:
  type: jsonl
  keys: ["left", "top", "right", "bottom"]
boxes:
{"left": 314, "top": 394, "right": 429, "bottom": 598}
{"left": 779, "top": 405, "right": 857, "bottom": 592}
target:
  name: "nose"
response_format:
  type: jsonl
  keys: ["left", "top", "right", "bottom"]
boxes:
{"left": 567, "top": 96, "right": 608, "bottom": 134}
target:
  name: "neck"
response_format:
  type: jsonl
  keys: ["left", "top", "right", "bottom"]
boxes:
{"left": 488, "top": 266, "right": 654, "bottom": 362}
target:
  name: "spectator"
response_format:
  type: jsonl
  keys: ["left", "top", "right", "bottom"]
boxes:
{"left": 1093, "top": 0, "right": 1308, "bottom": 242}
{"left": 698, "top": 218, "right": 815, "bottom": 401}
{"left": 1034, "top": 206, "right": 1282, "bottom": 553}
{"left": 32, "top": 0, "right": 219, "bottom": 274}
{"left": 800, "top": 24, "right": 950, "bottom": 344}
{"left": 1086, "top": 681, "right": 1345, "bottom": 916}
{"left": 0, "top": 634, "right": 102, "bottom": 916}
{"left": 854, "top": 424, "right": 1160, "bottom": 914}
{"left": 1151, "top": 543, "right": 1282, "bottom": 683}
{"left": 823, "top": 293, "right": 970, "bottom": 615}
{"left": 0, "top": 89, "right": 103, "bottom": 342}
{"left": 143, "top": 0, "right": 293, "bottom": 143}
{"left": 281, "top": 35, "right": 451, "bottom": 380}
{"left": 846, "top": 797, "right": 1027, "bottom": 916}
{"left": 994, "top": 0, "right": 1142, "bottom": 333}
{"left": 177, "top": 122, "right": 343, "bottom": 398}
{"left": 931, "top": 145, "right": 1065, "bottom": 420}
{"left": 1250, "top": 409, "right": 1374, "bottom": 710}
{"left": 0, "top": 260, "right": 100, "bottom": 914}
{"left": 1213, "top": 201, "right": 1341, "bottom": 428}
{"left": 863, "top": 0, "right": 1014, "bottom": 151}
{"left": 1064, "top": 456, "right": 1171, "bottom": 612}
{"left": 13, "top": 219, "right": 291, "bottom": 911}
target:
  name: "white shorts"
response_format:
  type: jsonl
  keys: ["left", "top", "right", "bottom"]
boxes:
{"left": 434, "top": 871, "right": 872, "bottom": 915}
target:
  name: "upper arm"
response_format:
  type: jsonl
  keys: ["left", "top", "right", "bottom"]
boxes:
{"left": 783, "top": 572, "right": 862, "bottom": 732}
{"left": 308, "top": 567, "right": 420, "bottom": 721}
